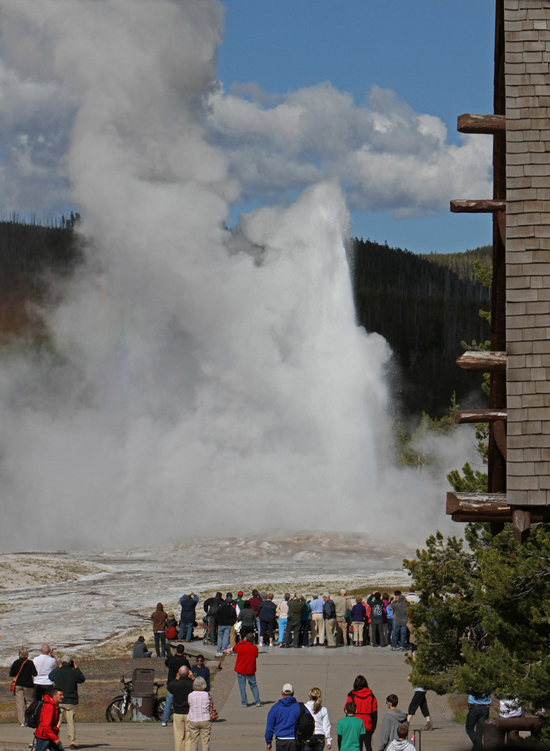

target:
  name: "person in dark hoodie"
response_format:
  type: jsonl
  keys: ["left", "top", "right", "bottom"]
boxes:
{"left": 258, "top": 593, "right": 277, "bottom": 647}
{"left": 265, "top": 682, "right": 301, "bottom": 751}
{"left": 391, "top": 594, "right": 408, "bottom": 651}
{"left": 345, "top": 675, "right": 377, "bottom": 751}
{"left": 178, "top": 593, "right": 199, "bottom": 642}
{"left": 378, "top": 695, "right": 407, "bottom": 751}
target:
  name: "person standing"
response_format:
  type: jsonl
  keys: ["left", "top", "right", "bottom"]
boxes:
{"left": 191, "top": 655, "right": 210, "bottom": 692}
{"left": 151, "top": 602, "right": 168, "bottom": 658}
{"left": 203, "top": 592, "right": 223, "bottom": 646}
{"left": 34, "top": 687, "right": 65, "bottom": 751}
{"left": 351, "top": 597, "right": 366, "bottom": 647}
{"left": 265, "top": 683, "right": 302, "bottom": 751}
{"left": 304, "top": 687, "right": 332, "bottom": 750}
{"left": 276, "top": 594, "right": 290, "bottom": 646}
{"left": 249, "top": 590, "right": 263, "bottom": 641}
{"left": 332, "top": 590, "right": 349, "bottom": 646}
{"left": 33, "top": 645, "right": 58, "bottom": 700}
{"left": 233, "top": 633, "right": 261, "bottom": 707}
{"left": 9, "top": 647, "right": 37, "bottom": 726}
{"left": 168, "top": 666, "right": 194, "bottom": 751}
{"left": 49, "top": 656, "right": 86, "bottom": 750}
{"left": 323, "top": 595, "right": 337, "bottom": 648}
{"left": 465, "top": 693, "right": 491, "bottom": 748}
{"left": 216, "top": 597, "right": 236, "bottom": 656}
{"left": 309, "top": 595, "right": 325, "bottom": 647}
{"left": 391, "top": 595, "right": 408, "bottom": 651}
{"left": 258, "top": 593, "right": 277, "bottom": 647}
{"left": 286, "top": 594, "right": 305, "bottom": 648}
{"left": 179, "top": 593, "right": 199, "bottom": 642}
{"left": 367, "top": 592, "right": 386, "bottom": 647}
{"left": 345, "top": 675, "right": 378, "bottom": 751}
{"left": 162, "top": 644, "right": 192, "bottom": 726}
{"left": 336, "top": 701, "right": 363, "bottom": 751}
{"left": 187, "top": 677, "right": 211, "bottom": 751}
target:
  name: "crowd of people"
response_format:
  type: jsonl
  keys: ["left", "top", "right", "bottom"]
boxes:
{"left": 8, "top": 586, "right": 513, "bottom": 751}
{"left": 133, "top": 589, "right": 420, "bottom": 659}
{"left": 9, "top": 643, "right": 85, "bottom": 750}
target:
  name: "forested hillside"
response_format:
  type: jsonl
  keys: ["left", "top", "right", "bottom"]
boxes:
{"left": 350, "top": 238, "right": 491, "bottom": 416}
{"left": 0, "top": 220, "right": 490, "bottom": 417}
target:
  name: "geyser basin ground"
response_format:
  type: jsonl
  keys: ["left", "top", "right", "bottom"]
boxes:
{"left": 0, "top": 531, "right": 414, "bottom": 665}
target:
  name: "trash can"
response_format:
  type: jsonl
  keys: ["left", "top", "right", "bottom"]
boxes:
{"left": 132, "top": 668, "right": 155, "bottom": 720}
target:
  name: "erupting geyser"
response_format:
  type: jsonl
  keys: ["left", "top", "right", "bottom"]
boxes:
{"left": 0, "top": 0, "right": 462, "bottom": 551}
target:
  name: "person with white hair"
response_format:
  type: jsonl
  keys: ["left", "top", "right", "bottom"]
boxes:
{"left": 188, "top": 676, "right": 212, "bottom": 751}
{"left": 33, "top": 645, "right": 57, "bottom": 701}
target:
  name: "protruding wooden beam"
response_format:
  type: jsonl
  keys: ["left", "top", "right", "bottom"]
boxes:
{"left": 493, "top": 420, "right": 507, "bottom": 461}
{"left": 513, "top": 509, "right": 531, "bottom": 543}
{"left": 457, "top": 113, "right": 506, "bottom": 134}
{"left": 451, "top": 199, "right": 506, "bottom": 213}
{"left": 454, "top": 409, "right": 507, "bottom": 424}
{"left": 456, "top": 351, "right": 507, "bottom": 371}
{"left": 447, "top": 492, "right": 509, "bottom": 516}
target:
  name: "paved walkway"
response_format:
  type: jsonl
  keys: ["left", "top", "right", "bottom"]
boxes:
{"left": 0, "top": 645, "right": 468, "bottom": 751}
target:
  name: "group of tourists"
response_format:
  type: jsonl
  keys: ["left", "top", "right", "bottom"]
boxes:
{"left": 135, "top": 589, "right": 418, "bottom": 659}
{"left": 8, "top": 643, "right": 85, "bottom": 750}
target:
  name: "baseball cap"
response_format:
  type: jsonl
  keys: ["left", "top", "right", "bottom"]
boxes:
{"left": 238, "top": 591, "right": 244, "bottom": 596}
{"left": 282, "top": 683, "right": 294, "bottom": 695}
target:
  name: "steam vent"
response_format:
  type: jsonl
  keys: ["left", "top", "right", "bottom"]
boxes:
{"left": 447, "top": 0, "right": 550, "bottom": 541}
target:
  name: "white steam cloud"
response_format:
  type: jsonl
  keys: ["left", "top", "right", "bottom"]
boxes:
{"left": 0, "top": 0, "right": 474, "bottom": 551}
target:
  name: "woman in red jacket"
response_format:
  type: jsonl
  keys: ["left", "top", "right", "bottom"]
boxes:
{"left": 344, "top": 675, "right": 377, "bottom": 751}
{"left": 35, "top": 687, "right": 65, "bottom": 751}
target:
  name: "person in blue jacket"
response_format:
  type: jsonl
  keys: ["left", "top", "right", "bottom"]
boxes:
{"left": 179, "top": 593, "right": 199, "bottom": 641}
{"left": 265, "top": 683, "right": 302, "bottom": 751}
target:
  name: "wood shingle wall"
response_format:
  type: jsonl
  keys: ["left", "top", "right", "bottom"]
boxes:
{"left": 506, "top": 0, "right": 550, "bottom": 505}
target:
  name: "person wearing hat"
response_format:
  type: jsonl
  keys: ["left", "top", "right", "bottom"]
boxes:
{"left": 48, "top": 656, "right": 86, "bottom": 749}
{"left": 265, "top": 682, "right": 302, "bottom": 750}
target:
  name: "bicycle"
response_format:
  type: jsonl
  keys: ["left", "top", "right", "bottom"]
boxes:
{"left": 105, "top": 676, "right": 167, "bottom": 722}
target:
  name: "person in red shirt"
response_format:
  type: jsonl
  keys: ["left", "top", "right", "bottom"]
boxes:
{"left": 35, "top": 687, "right": 65, "bottom": 751}
{"left": 233, "top": 633, "right": 262, "bottom": 707}
{"left": 345, "top": 675, "right": 378, "bottom": 751}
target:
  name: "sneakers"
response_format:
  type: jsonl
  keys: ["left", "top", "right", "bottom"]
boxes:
{"left": 215, "top": 652, "right": 223, "bottom": 657}
{"left": 161, "top": 722, "right": 167, "bottom": 727}
{"left": 70, "top": 744, "right": 78, "bottom": 749}
{"left": 256, "top": 702, "right": 262, "bottom": 707}
{"left": 423, "top": 722, "right": 434, "bottom": 731}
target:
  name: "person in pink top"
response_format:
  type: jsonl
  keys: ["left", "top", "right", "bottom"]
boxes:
{"left": 188, "top": 677, "right": 211, "bottom": 751}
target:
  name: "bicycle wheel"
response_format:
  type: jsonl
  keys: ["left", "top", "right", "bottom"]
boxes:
{"left": 105, "top": 696, "right": 131, "bottom": 722}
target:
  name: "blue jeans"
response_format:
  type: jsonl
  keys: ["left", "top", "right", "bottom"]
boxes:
{"left": 179, "top": 621, "right": 193, "bottom": 640}
{"left": 237, "top": 673, "right": 260, "bottom": 705}
{"left": 154, "top": 631, "right": 166, "bottom": 657}
{"left": 162, "top": 690, "right": 173, "bottom": 723}
{"left": 392, "top": 625, "right": 407, "bottom": 649}
{"left": 217, "top": 625, "right": 230, "bottom": 652}
{"left": 278, "top": 618, "right": 287, "bottom": 643}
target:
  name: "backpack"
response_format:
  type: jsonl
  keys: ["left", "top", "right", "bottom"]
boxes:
{"left": 165, "top": 626, "right": 177, "bottom": 640}
{"left": 208, "top": 600, "right": 220, "bottom": 617}
{"left": 25, "top": 699, "right": 44, "bottom": 729}
{"left": 323, "top": 600, "right": 335, "bottom": 619}
{"left": 295, "top": 702, "right": 315, "bottom": 748}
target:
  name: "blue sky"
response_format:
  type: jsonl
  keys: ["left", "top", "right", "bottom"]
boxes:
{"left": 0, "top": 0, "right": 496, "bottom": 255}
{"left": 216, "top": 0, "right": 496, "bottom": 253}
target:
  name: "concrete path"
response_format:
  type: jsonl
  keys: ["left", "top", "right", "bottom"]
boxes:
{"left": 0, "top": 645, "right": 468, "bottom": 751}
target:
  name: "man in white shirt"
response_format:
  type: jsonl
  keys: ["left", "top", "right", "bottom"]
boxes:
{"left": 33, "top": 644, "right": 58, "bottom": 700}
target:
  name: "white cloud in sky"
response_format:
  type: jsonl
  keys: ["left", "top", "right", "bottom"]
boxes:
{"left": 0, "top": 7, "right": 492, "bottom": 221}
{"left": 206, "top": 81, "right": 493, "bottom": 218}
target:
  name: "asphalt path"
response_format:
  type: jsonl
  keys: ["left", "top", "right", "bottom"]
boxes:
{"left": 0, "top": 645, "right": 468, "bottom": 751}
